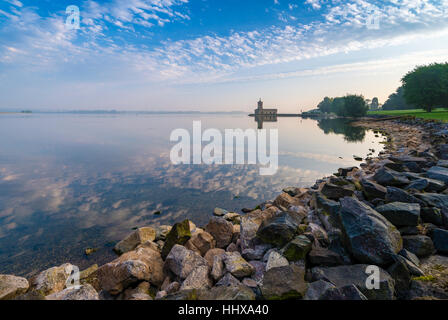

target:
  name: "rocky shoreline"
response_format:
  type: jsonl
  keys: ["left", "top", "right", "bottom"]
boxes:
{"left": 1, "top": 117, "right": 448, "bottom": 300}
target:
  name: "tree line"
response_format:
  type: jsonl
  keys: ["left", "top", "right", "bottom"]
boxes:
{"left": 317, "top": 94, "right": 369, "bottom": 118}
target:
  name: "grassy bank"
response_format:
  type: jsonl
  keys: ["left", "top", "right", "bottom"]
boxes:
{"left": 368, "top": 108, "right": 448, "bottom": 122}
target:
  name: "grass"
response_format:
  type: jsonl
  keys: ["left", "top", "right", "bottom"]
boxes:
{"left": 368, "top": 108, "right": 448, "bottom": 122}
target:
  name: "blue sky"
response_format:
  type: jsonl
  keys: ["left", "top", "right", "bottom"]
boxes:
{"left": 1, "top": 0, "right": 448, "bottom": 112}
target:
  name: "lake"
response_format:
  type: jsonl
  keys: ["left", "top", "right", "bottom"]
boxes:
{"left": 0, "top": 113, "right": 385, "bottom": 276}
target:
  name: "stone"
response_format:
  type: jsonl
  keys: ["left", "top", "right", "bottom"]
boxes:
{"left": 210, "top": 255, "right": 225, "bottom": 281}
{"left": 226, "top": 243, "right": 238, "bottom": 252}
{"left": 339, "top": 197, "right": 402, "bottom": 265}
{"left": 185, "top": 230, "right": 215, "bottom": 256}
{"left": 437, "top": 160, "right": 448, "bottom": 168}
{"left": 261, "top": 265, "right": 308, "bottom": 300}
{"left": 311, "top": 264, "right": 395, "bottom": 300}
{"left": 415, "top": 193, "right": 448, "bottom": 209}
{"left": 222, "top": 252, "right": 255, "bottom": 278}
{"left": 46, "top": 284, "right": 99, "bottom": 300}
{"left": 304, "top": 280, "right": 367, "bottom": 300}
{"left": 215, "top": 273, "right": 241, "bottom": 287}
{"left": 273, "top": 192, "right": 301, "bottom": 209}
{"left": 405, "top": 179, "right": 429, "bottom": 191}
{"left": 30, "top": 263, "right": 76, "bottom": 296}
{"left": 386, "top": 187, "right": 422, "bottom": 205}
{"left": 403, "top": 235, "right": 435, "bottom": 258}
{"left": 283, "top": 187, "right": 301, "bottom": 196}
{"left": 398, "top": 249, "right": 420, "bottom": 266}
{"left": 387, "top": 256, "right": 411, "bottom": 299}
{"left": 164, "top": 245, "right": 208, "bottom": 280}
{"left": 426, "top": 166, "right": 448, "bottom": 184}
{"left": 161, "top": 220, "right": 191, "bottom": 259}
{"left": 265, "top": 251, "right": 289, "bottom": 271}
{"left": 154, "top": 225, "right": 172, "bottom": 241}
{"left": 321, "top": 183, "right": 354, "bottom": 200}
{"left": 205, "top": 217, "right": 234, "bottom": 249}
{"left": 407, "top": 255, "right": 448, "bottom": 300}
{"left": 165, "top": 282, "right": 180, "bottom": 295}
{"left": 373, "top": 167, "right": 410, "bottom": 187}
{"left": 114, "top": 227, "right": 156, "bottom": 255}
{"left": 224, "top": 212, "right": 241, "bottom": 224}
{"left": 338, "top": 167, "right": 358, "bottom": 177}
{"left": 0, "top": 275, "right": 29, "bottom": 300}
{"left": 242, "top": 244, "right": 270, "bottom": 261}
{"left": 311, "top": 192, "right": 340, "bottom": 219}
{"left": 361, "top": 179, "right": 387, "bottom": 200}
{"left": 421, "top": 207, "right": 443, "bottom": 226}
{"left": 256, "top": 212, "right": 301, "bottom": 247}
{"left": 213, "top": 208, "right": 228, "bottom": 217}
{"left": 282, "top": 236, "right": 312, "bottom": 261}
{"left": 180, "top": 265, "right": 212, "bottom": 291}
{"left": 375, "top": 202, "right": 420, "bottom": 227}
{"left": 308, "top": 247, "right": 344, "bottom": 267}
{"left": 249, "top": 260, "right": 266, "bottom": 284}
{"left": 430, "top": 228, "right": 448, "bottom": 254}
{"left": 200, "top": 285, "right": 256, "bottom": 300}
{"left": 204, "top": 248, "right": 225, "bottom": 267}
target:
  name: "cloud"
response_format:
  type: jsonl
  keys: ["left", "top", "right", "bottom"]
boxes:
{"left": 305, "top": 0, "right": 323, "bottom": 10}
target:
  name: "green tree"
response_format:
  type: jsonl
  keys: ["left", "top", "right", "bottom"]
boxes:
{"left": 317, "top": 97, "right": 333, "bottom": 113}
{"left": 382, "top": 86, "right": 413, "bottom": 110}
{"left": 332, "top": 97, "right": 346, "bottom": 116}
{"left": 343, "top": 94, "right": 368, "bottom": 117}
{"left": 401, "top": 63, "right": 448, "bottom": 112}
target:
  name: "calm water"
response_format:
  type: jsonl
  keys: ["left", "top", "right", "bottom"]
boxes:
{"left": 0, "top": 113, "right": 385, "bottom": 276}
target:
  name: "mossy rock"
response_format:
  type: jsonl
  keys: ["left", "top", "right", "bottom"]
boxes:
{"left": 161, "top": 219, "right": 192, "bottom": 259}
{"left": 282, "top": 236, "right": 312, "bottom": 261}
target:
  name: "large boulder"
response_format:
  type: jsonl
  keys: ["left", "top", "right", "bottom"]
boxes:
{"left": 30, "top": 263, "right": 76, "bottom": 296}
{"left": 256, "top": 212, "right": 302, "bottom": 247}
{"left": 311, "top": 264, "right": 395, "bottom": 300}
{"left": 46, "top": 284, "right": 99, "bottom": 300}
{"left": 402, "top": 235, "right": 435, "bottom": 258}
{"left": 222, "top": 252, "right": 255, "bottom": 278}
{"left": 164, "top": 245, "right": 208, "bottom": 280}
{"left": 205, "top": 217, "right": 234, "bottom": 249}
{"left": 114, "top": 227, "right": 156, "bottom": 255}
{"left": 375, "top": 202, "right": 420, "bottom": 227}
{"left": 361, "top": 179, "right": 387, "bottom": 200}
{"left": 282, "top": 236, "right": 312, "bottom": 261}
{"left": 261, "top": 265, "right": 308, "bottom": 300}
{"left": 161, "top": 220, "right": 191, "bottom": 259}
{"left": 339, "top": 197, "right": 402, "bottom": 265}
{"left": 426, "top": 166, "right": 448, "bottom": 184}
{"left": 430, "top": 228, "right": 448, "bottom": 254}
{"left": 373, "top": 167, "right": 410, "bottom": 187}
{"left": 415, "top": 193, "right": 448, "bottom": 209}
{"left": 321, "top": 183, "right": 354, "bottom": 200}
{"left": 0, "top": 275, "right": 29, "bottom": 300}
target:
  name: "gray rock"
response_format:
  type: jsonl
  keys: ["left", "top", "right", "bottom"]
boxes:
{"left": 210, "top": 255, "right": 225, "bottom": 281}
{"left": 415, "top": 193, "right": 448, "bottom": 209}
{"left": 437, "top": 160, "right": 448, "bottom": 168}
{"left": 164, "top": 244, "right": 208, "bottom": 279}
{"left": 373, "top": 167, "right": 410, "bottom": 187}
{"left": 386, "top": 187, "right": 423, "bottom": 205}
{"left": 242, "top": 244, "right": 270, "bottom": 261}
{"left": 205, "top": 217, "right": 234, "bottom": 249}
{"left": 304, "top": 280, "right": 340, "bottom": 300}
{"left": 421, "top": 207, "right": 444, "bottom": 226}
{"left": 398, "top": 249, "right": 420, "bottom": 266}
{"left": 405, "top": 179, "right": 429, "bottom": 191}
{"left": 114, "top": 227, "right": 156, "bottom": 255}
{"left": 339, "top": 197, "right": 402, "bottom": 265}
{"left": 308, "top": 247, "right": 345, "bottom": 267}
{"left": 281, "top": 235, "right": 312, "bottom": 261}
{"left": 213, "top": 208, "right": 229, "bottom": 217}
{"left": 387, "top": 256, "right": 411, "bottom": 299}
{"left": 261, "top": 265, "right": 308, "bottom": 300}
{"left": 180, "top": 265, "right": 212, "bottom": 291}
{"left": 0, "top": 275, "right": 29, "bottom": 300}
{"left": 430, "top": 228, "right": 448, "bottom": 254}
{"left": 200, "top": 285, "right": 256, "bottom": 300}
{"left": 361, "top": 179, "right": 387, "bottom": 200}
{"left": 321, "top": 183, "right": 354, "bottom": 200}
{"left": 222, "top": 252, "right": 255, "bottom": 278}
{"left": 256, "top": 212, "right": 301, "bottom": 247}
{"left": 249, "top": 260, "right": 266, "bottom": 284}
{"left": 402, "top": 235, "right": 435, "bottom": 258}
{"left": 311, "top": 192, "right": 341, "bottom": 220}
{"left": 375, "top": 202, "right": 420, "bottom": 227}
{"left": 426, "top": 166, "right": 448, "bottom": 184}
{"left": 265, "top": 251, "right": 289, "bottom": 271}
{"left": 310, "top": 264, "right": 395, "bottom": 300}
{"left": 338, "top": 167, "right": 358, "bottom": 177}
{"left": 46, "top": 284, "right": 99, "bottom": 300}
{"left": 215, "top": 273, "right": 241, "bottom": 287}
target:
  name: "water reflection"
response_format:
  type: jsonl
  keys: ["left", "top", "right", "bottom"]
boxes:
{"left": 317, "top": 119, "right": 367, "bottom": 142}
{"left": 0, "top": 114, "right": 384, "bottom": 276}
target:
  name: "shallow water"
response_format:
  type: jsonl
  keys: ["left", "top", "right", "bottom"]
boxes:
{"left": 0, "top": 113, "right": 385, "bottom": 276}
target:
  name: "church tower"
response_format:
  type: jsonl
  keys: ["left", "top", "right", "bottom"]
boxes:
{"left": 257, "top": 98, "right": 263, "bottom": 110}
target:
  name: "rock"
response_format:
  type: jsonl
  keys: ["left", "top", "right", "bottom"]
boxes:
{"left": 165, "top": 282, "right": 180, "bottom": 295}
{"left": 426, "top": 166, "right": 448, "bottom": 184}
{"left": 122, "top": 281, "right": 152, "bottom": 300}
{"left": 321, "top": 183, "right": 354, "bottom": 200}
{"left": 338, "top": 167, "right": 358, "bottom": 177}
{"left": 204, "top": 248, "right": 225, "bottom": 267}
{"left": 46, "top": 284, "right": 99, "bottom": 300}
{"left": 200, "top": 285, "right": 256, "bottom": 300}
{"left": 311, "top": 192, "right": 341, "bottom": 219}
{"left": 405, "top": 179, "right": 429, "bottom": 191}
{"left": 249, "top": 260, "right": 266, "bottom": 284}
{"left": 361, "top": 179, "right": 387, "bottom": 200}
{"left": 210, "top": 255, "right": 225, "bottom": 281}
{"left": 339, "top": 197, "right": 402, "bottom": 265}
{"left": 0, "top": 275, "right": 29, "bottom": 300}
{"left": 398, "top": 249, "right": 420, "bottom": 267}
{"left": 265, "top": 251, "right": 289, "bottom": 271}
{"left": 430, "top": 228, "right": 448, "bottom": 254}
{"left": 421, "top": 207, "right": 444, "bottom": 226}
{"left": 215, "top": 273, "right": 241, "bottom": 287}
{"left": 164, "top": 245, "right": 208, "bottom": 280}
{"left": 256, "top": 212, "right": 301, "bottom": 247}
{"left": 375, "top": 202, "right": 420, "bottom": 227}
{"left": 242, "top": 244, "right": 270, "bottom": 261}
{"left": 407, "top": 255, "right": 448, "bottom": 300}
{"left": 273, "top": 192, "right": 301, "bottom": 209}
{"left": 387, "top": 256, "right": 411, "bottom": 299}
{"left": 304, "top": 280, "right": 367, "bottom": 300}
{"left": 161, "top": 220, "right": 191, "bottom": 259}
{"left": 226, "top": 243, "right": 238, "bottom": 252}
{"left": 180, "top": 265, "right": 212, "bottom": 291}
{"left": 308, "top": 247, "right": 344, "bottom": 267}
{"left": 282, "top": 236, "right": 312, "bottom": 261}
{"left": 311, "top": 264, "right": 395, "bottom": 300}
{"left": 402, "top": 235, "right": 435, "bottom": 258}
{"left": 185, "top": 230, "right": 215, "bottom": 256}
{"left": 373, "top": 167, "right": 410, "bottom": 187}
{"left": 30, "top": 263, "right": 76, "bottom": 296}
{"left": 222, "top": 252, "right": 255, "bottom": 278}
{"left": 283, "top": 187, "right": 301, "bottom": 196}
{"left": 437, "top": 160, "right": 448, "bottom": 168}
{"left": 205, "top": 217, "right": 234, "bottom": 249}
{"left": 155, "top": 225, "right": 172, "bottom": 241}
{"left": 415, "top": 193, "right": 448, "bottom": 209}
{"left": 386, "top": 187, "right": 422, "bottom": 205}
{"left": 261, "top": 265, "right": 308, "bottom": 300}
{"left": 155, "top": 291, "right": 167, "bottom": 300}
{"left": 224, "top": 212, "right": 241, "bottom": 224}
{"left": 213, "top": 208, "right": 228, "bottom": 217}
{"left": 114, "top": 227, "right": 156, "bottom": 255}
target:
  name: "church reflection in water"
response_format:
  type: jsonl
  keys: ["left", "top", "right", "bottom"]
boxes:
{"left": 254, "top": 114, "right": 278, "bottom": 129}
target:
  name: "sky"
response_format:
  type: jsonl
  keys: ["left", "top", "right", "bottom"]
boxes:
{"left": 0, "top": 0, "right": 448, "bottom": 112}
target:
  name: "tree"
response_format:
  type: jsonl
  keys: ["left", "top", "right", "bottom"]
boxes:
{"left": 382, "top": 86, "right": 413, "bottom": 110}
{"left": 317, "top": 97, "right": 333, "bottom": 113}
{"left": 332, "top": 97, "right": 346, "bottom": 116}
{"left": 343, "top": 94, "right": 368, "bottom": 117}
{"left": 401, "top": 63, "right": 448, "bottom": 112}
{"left": 371, "top": 97, "right": 379, "bottom": 110}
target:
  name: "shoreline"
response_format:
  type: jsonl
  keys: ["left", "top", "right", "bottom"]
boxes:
{"left": 2, "top": 117, "right": 448, "bottom": 300}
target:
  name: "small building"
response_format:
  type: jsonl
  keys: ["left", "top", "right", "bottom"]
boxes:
{"left": 254, "top": 99, "right": 277, "bottom": 116}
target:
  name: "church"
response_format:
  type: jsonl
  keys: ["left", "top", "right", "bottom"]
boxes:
{"left": 254, "top": 99, "right": 277, "bottom": 116}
